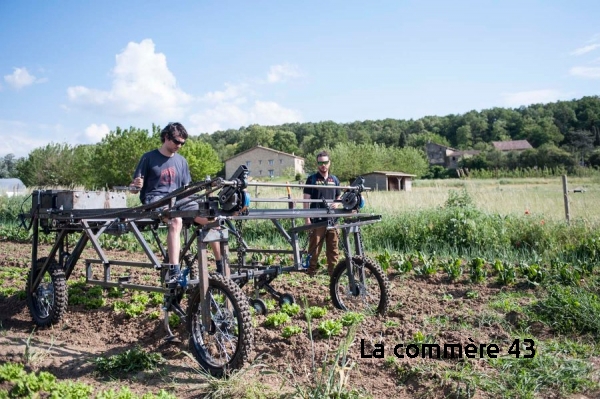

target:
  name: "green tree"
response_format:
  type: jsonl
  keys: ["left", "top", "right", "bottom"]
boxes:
{"left": 271, "top": 130, "right": 299, "bottom": 154}
{"left": 0, "top": 154, "right": 20, "bottom": 178}
{"left": 92, "top": 127, "right": 159, "bottom": 188}
{"left": 238, "top": 125, "right": 274, "bottom": 152}
{"left": 455, "top": 125, "right": 473, "bottom": 149}
{"left": 16, "top": 143, "right": 76, "bottom": 187}
{"left": 179, "top": 138, "right": 222, "bottom": 180}
{"left": 326, "top": 143, "right": 428, "bottom": 181}
{"left": 407, "top": 132, "right": 450, "bottom": 149}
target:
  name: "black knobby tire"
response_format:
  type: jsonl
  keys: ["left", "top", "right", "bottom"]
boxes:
{"left": 249, "top": 298, "right": 268, "bottom": 315}
{"left": 182, "top": 253, "right": 200, "bottom": 280}
{"left": 329, "top": 255, "right": 389, "bottom": 316}
{"left": 26, "top": 257, "right": 68, "bottom": 327}
{"left": 187, "top": 274, "right": 254, "bottom": 377}
{"left": 279, "top": 293, "right": 295, "bottom": 307}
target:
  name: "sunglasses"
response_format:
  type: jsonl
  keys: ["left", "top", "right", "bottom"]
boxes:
{"left": 170, "top": 136, "right": 185, "bottom": 146}
{"left": 317, "top": 161, "right": 330, "bottom": 166}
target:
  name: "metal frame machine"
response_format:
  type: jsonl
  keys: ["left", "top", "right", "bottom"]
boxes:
{"left": 22, "top": 166, "right": 389, "bottom": 376}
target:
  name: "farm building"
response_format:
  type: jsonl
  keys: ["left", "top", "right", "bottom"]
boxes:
{"left": 362, "top": 171, "right": 415, "bottom": 191}
{"left": 0, "top": 178, "right": 27, "bottom": 197}
{"left": 425, "top": 142, "right": 480, "bottom": 169}
{"left": 224, "top": 145, "right": 305, "bottom": 178}
{"left": 492, "top": 140, "right": 533, "bottom": 152}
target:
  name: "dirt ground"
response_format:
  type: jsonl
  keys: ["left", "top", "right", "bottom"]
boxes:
{"left": 0, "top": 241, "right": 595, "bottom": 398}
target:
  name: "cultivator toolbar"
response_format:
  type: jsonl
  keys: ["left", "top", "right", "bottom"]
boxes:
{"left": 21, "top": 165, "right": 389, "bottom": 376}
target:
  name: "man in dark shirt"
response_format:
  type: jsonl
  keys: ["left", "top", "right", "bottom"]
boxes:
{"left": 303, "top": 150, "right": 341, "bottom": 277}
{"left": 130, "top": 122, "right": 222, "bottom": 271}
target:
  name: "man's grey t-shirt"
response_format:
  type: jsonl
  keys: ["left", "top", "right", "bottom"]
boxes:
{"left": 133, "top": 149, "right": 192, "bottom": 204}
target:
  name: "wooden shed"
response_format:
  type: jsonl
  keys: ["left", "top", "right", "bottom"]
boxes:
{"left": 362, "top": 171, "right": 415, "bottom": 192}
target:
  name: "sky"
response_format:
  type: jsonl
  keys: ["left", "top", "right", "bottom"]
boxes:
{"left": 1, "top": 0, "right": 599, "bottom": 158}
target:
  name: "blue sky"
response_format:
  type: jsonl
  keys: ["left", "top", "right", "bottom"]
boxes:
{"left": 1, "top": 0, "right": 599, "bottom": 157}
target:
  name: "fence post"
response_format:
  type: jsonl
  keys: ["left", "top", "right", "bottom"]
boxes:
{"left": 562, "top": 175, "right": 570, "bottom": 223}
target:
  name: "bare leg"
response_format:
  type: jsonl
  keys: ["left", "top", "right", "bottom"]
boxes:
{"left": 194, "top": 216, "right": 222, "bottom": 261}
{"left": 166, "top": 217, "right": 183, "bottom": 264}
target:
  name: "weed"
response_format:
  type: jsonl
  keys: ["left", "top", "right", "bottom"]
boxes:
{"left": 189, "top": 355, "right": 278, "bottom": 399}
{"left": 290, "top": 323, "right": 367, "bottom": 398}
{"left": 530, "top": 284, "right": 600, "bottom": 336}
{"left": 22, "top": 330, "right": 54, "bottom": 367}
{"left": 483, "top": 346, "right": 597, "bottom": 398}
{"left": 94, "top": 346, "right": 164, "bottom": 377}
{"left": 465, "top": 290, "right": 479, "bottom": 299}
{"left": 384, "top": 320, "right": 400, "bottom": 328}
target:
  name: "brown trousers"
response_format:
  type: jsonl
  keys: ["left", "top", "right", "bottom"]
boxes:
{"left": 307, "top": 226, "right": 339, "bottom": 275}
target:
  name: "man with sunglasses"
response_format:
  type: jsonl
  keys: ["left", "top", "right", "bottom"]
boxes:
{"left": 303, "top": 150, "right": 342, "bottom": 277}
{"left": 130, "top": 122, "right": 222, "bottom": 273}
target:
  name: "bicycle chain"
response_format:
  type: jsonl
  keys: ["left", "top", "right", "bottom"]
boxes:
{"left": 236, "top": 219, "right": 245, "bottom": 268}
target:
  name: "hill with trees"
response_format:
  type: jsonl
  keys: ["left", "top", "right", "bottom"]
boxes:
{"left": 2, "top": 96, "right": 600, "bottom": 187}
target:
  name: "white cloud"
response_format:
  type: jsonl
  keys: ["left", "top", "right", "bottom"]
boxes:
{"left": 189, "top": 64, "right": 303, "bottom": 133}
{"left": 502, "top": 90, "right": 564, "bottom": 107}
{"left": 67, "top": 39, "right": 192, "bottom": 119}
{"left": 569, "top": 66, "right": 600, "bottom": 79}
{"left": 0, "top": 120, "right": 59, "bottom": 158}
{"left": 201, "top": 83, "right": 250, "bottom": 104}
{"left": 83, "top": 123, "right": 110, "bottom": 143}
{"left": 267, "top": 63, "right": 302, "bottom": 83}
{"left": 571, "top": 43, "right": 600, "bottom": 56}
{"left": 4, "top": 67, "right": 45, "bottom": 90}
{"left": 189, "top": 100, "right": 302, "bottom": 133}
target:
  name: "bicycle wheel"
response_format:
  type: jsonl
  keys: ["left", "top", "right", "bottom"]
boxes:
{"left": 330, "top": 255, "right": 389, "bottom": 316}
{"left": 26, "top": 257, "right": 68, "bottom": 327}
{"left": 187, "top": 274, "right": 253, "bottom": 377}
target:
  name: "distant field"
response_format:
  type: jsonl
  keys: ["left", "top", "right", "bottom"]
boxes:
{"left": 364, "top": 176, "right": 600, "bottom": 222}
{"left": 248, "top": 176, "right": 600, "bottom": 223}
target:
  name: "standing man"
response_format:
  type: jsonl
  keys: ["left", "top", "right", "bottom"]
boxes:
{"left": 130, "top": 122, "right": 222, "bottom": 272}
{"left": 303, "top": 150, "right": 342, "bottom": 277}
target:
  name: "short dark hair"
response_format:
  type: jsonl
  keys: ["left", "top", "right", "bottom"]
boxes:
{"left": 160, "top": 122, "right": 189, "bottom": 143}
{"left": 316, "top": 150, "right": 330, "bottom": 160}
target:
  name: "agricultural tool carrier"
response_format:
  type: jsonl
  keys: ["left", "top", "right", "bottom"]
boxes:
{"left": 21, "top": 166, "right": 389, "bottom": 376}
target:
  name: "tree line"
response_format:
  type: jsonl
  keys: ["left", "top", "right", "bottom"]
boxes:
{"left": 2, "top": 96, "right": 600, "bottom": 187}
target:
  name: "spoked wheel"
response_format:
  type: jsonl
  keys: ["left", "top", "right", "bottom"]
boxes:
{"left": 329, "top": 255, "right": 389, "bottom": 316}
{"left": 26, "top": 257, "right": 68, "bottom": 327}
{"left": 187, "top": 274, "right": 253, "bottom": 377}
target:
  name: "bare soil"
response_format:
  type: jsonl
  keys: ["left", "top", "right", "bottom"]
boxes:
{"left": 0, "top": 241, "right": 595, "bottom": 398}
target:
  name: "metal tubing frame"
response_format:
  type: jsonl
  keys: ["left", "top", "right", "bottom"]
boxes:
{"left": 26, "top": 169, "right": 381, "bottom": 337}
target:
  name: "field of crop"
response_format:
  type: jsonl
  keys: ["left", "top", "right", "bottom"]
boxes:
{"left": 0, "top": 177, "right": 599, "bottom": 398}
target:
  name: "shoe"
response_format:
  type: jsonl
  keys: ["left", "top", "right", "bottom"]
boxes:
{"left": 306, "top": 266, "right": 318, "bottom": 277}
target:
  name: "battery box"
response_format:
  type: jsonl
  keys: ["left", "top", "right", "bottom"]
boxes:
{"left": 32, "top": 190, "right": 127, "bottom": 211}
